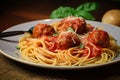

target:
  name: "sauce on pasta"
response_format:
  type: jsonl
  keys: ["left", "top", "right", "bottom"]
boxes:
{"left": 18, "top": 16, "right": 120, "bottom": 66}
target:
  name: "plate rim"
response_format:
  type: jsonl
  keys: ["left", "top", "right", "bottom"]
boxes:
{"left": 0, "top": 19, "right": 120, "bottom": 70}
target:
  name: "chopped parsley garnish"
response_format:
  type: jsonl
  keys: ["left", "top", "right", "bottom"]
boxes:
{"left": 67, "top": 27, "right": 74, "bottom": 32}
{"left": 16, "top": 46, "right": 20, "bottom": 50}
{"left": 79, "top": 43, "right": 84, "bottom": 49}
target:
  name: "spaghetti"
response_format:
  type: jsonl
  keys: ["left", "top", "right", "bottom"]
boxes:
{"left": 18, "top": 16, "right": 120, "bottom": 66}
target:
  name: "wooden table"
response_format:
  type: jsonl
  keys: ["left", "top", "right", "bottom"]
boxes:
{"left": 0, "top": 0, "right": 120, "bottom": 80}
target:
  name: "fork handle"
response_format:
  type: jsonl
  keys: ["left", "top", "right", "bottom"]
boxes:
{"left": 0, "top": 31, "right": 25, "bottom": 38}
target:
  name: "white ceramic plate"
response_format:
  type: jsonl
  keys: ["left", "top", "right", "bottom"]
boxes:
{"left": 0, "top": 19, "right": 120, "bottom": 70}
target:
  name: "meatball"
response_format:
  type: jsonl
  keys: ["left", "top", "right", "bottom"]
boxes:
{"left": 57, "top": 16, "right": 87, "bottom": 34}
{"left": 87, "top": 30, "right": 110, "bottom": 48}
{"left": 57, "top": 31, "right": 80, "bottom": 50}
{"left": 33, "top": 23, "right": 55, "bottom": 38}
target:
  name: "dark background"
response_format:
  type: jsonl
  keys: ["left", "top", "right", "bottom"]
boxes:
{"left": 0, "top": 0, "right": 120, "bottom": 31}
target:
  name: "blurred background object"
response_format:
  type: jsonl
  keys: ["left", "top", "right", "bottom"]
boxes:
{"left": 0, "top": 0, "right": 120, "bottom": 32}
{"left": 102, "top": 9, "right": 120, "bottom": 27}
{"left": 50, "top": 2, "right": 100, "bottom": 20}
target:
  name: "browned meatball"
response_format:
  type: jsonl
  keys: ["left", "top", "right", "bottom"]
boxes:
{"left": 57, "top": 31, "right": 80, "bottom": 50}
{"left": 57, "top": 17, "right": 87, "bottom": 34}
{"left": 33, "top": 23, "right": 55, "bottom": 38}
{"left": 87, "top": 30, "right": 110, "bottom": 48}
